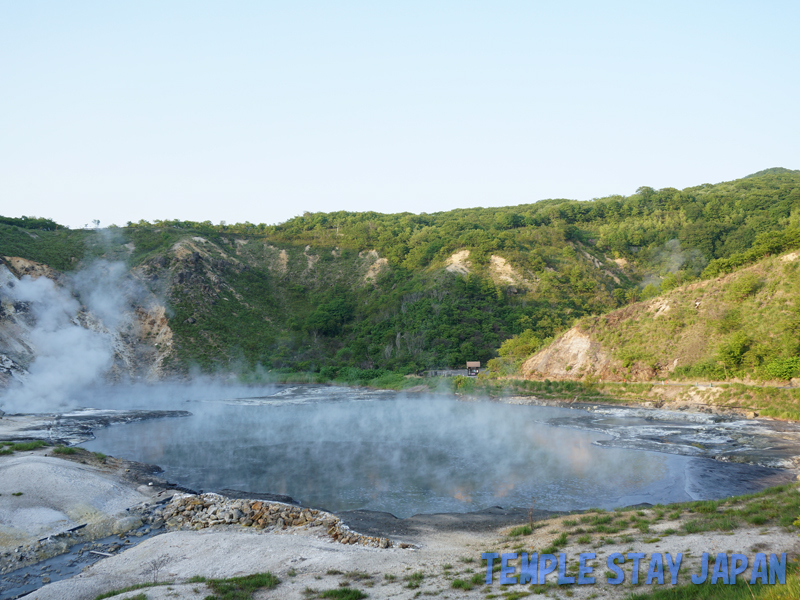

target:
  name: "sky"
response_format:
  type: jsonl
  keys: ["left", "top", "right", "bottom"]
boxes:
{"left": 1, "top": 1, "right": 798, "bottom": 229}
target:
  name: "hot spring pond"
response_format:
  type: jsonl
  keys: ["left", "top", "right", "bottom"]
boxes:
{"left": 80, "top": 384, "right": 792, "bottom": 518}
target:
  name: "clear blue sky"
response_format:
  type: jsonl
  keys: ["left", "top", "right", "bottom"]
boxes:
{"left": 2, "top": 1, "right": 798, "bottom": 229}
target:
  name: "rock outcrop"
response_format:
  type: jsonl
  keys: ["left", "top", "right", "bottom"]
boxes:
{"left": 158, "top": 494, "right": 392, "bottom": 548}
{"left": 521, "top": 327, "right": 617, "bottom": 380}
{"left": 0, "top": 256, "right": 175, "bottom": 390}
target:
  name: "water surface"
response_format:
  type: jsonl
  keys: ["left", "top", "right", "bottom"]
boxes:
{"left": 80, "top": 384, "right": 707, "bottom": 517}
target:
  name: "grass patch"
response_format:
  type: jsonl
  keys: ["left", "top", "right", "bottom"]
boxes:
{"left": 404, "top": 572, "right": 424, "bottom": 589}
{"left": 683, "top": 515, "right": 739, "bottom": 534}
{"left": 10, "top": 440, "right": 48, "bottom": 451}
{"left": 94, "top": 582, "right": 172, "bottom": 600}
{"left": 539, "top": 532, "right": 569, "bottom": 555}
{"left": 451, "top": 578, "right": 474, "bottom": 590}
{"left": 509, "top": 525, "right": 532, "bottom": 537}
{"left": 540, "top": 532, "right": 568, "bottom": 555}
{"left": 622, "top": 561, "right": 800, "bottom": 599}
{"left": 690, "top": 500, "right": 721, "bottom": 514}
{"left": 318, "top": 589, "right": 368, "bottom": 600}
{"left": 342, "top": 571, "right": 371, "bottom": 581}
{"left": 0, "top": 440, "right": 49, "bottom": 455}
{"left": 52, "top": 446, "right": 77, "bottom": 455}
{"left": 571, "top": 482, "right": 800, "bottom": 543}
{"left": 205, "top": 572, "right": 280, "bottom": 600}
{"left": 449, "top": 572, "right": 485, "bottom": 591}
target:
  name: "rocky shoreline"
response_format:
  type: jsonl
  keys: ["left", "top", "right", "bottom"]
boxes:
{"left": 488, "top": 393, "right": 800, "bottom": 470}
{"left": 2, "top": 398, "right": 800, "bottom": 599}
{"left": 160, "top": 493, "right": 394, "bottom": 549}
{"left": 0, "top": 408, "right": 192, "bottom": 446}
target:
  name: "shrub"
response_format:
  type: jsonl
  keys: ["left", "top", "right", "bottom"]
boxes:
{"left": 765, "top": 357, "right": 800, "bottom": 380}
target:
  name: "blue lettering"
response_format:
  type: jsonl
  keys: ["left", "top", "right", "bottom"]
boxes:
{"left": 500, "top": 553, "right": 517, "bottom": 585}
{"left": 558, "top": 553, "right": 575, "bottom": 584}
{"left": 665, "top": 553, "right": 683, "bottom": 585}
{"left": 627, "top": 552, "right": 646, "bottom": 585}
{"left": 769, "top": 553, "right": 787, "bottom": 585}
{"left": 519, "top": 553, "right": 538, "bottom": 585}
{"left": 691, "top": 553, "right": 709, "bottom": 584}
{"left": 710, "top": 553, "right": 729, "bottom": 585}
{"left": 730, "top": 554, "right": 748, "bottom": 584}
{"left": 751, "top": 554, "right": 768, "bottom": 584}
{"left": 539, "top": 554, "right": 557, "bottom": 584}
{"left": 606, "top": 553, "right": 625, "bottom": 585}
{"left": 578, "top": 553, "right": 595, "bottom": 585}
{"left": 646, "top": 553, "right": 664, "bottom": 585}
{"left": 482, "top": 553, "right": 499, "bottom": 584}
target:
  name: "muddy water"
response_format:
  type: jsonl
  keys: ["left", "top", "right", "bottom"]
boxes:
{"left": 80, "top": 385, "right": 796, "bottom": 518}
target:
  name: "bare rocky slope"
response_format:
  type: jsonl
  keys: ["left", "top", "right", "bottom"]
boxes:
{"left": 0, "top": 255, "right": 174, "bottom": 388}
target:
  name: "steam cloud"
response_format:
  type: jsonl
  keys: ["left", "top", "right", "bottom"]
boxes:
{"left": 642, "top": 239, "right": 708, "bottom": 288}
{"left": 0, "top": 261, "right": 145, "bottom": 413}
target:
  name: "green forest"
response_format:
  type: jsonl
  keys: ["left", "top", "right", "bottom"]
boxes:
{"left": 2, "top": 167, "right": 799, "bottom": 377}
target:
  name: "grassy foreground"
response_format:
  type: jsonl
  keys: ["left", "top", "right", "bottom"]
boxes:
{"left": 624, "top": 567, "right": 799, "bottom": 600}
{"left": 486, "top": 483, "right": 800, "bottom": 600}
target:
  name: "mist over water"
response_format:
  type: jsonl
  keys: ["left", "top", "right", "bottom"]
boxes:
{"left": 82, "top": 384, "right": 699, "bottom": 517}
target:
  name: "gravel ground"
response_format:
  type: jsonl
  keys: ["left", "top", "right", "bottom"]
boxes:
{"left": 20, "top": 513, "right": 800, "bottom": 600}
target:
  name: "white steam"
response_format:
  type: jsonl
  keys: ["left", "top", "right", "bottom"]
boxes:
{"left": 0, "top": 261, "right": 142, "bottom": 413}
{"left": 642, "top": 239, "right": 708, "bottom": 288}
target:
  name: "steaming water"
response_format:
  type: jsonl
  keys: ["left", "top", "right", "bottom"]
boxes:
{"left": 80, "top": 385, "right": 785, "bottom": 518}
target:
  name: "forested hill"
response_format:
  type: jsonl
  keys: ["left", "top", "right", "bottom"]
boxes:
{"left": 1, "top": 168, "right": 799, "bottom": 377}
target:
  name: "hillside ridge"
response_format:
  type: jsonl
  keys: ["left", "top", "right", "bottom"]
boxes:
{"left": 522, "top": 250, "right": 800, "bottom": 384}
{"left": 0, "top": 168, "right": 798, "bottom": 381}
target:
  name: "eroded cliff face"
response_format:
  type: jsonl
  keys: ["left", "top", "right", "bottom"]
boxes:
{"left": 521, "top": 327, "right": 619, "bottom": 381}
{"left": 0, "top": 258, "right": 37, "bottom": 387}
{"left": 1, "top": 236, "right": 400, "bottom": 389}
{"left": 0, "top": 256, "right": 175, "bottom": 392}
